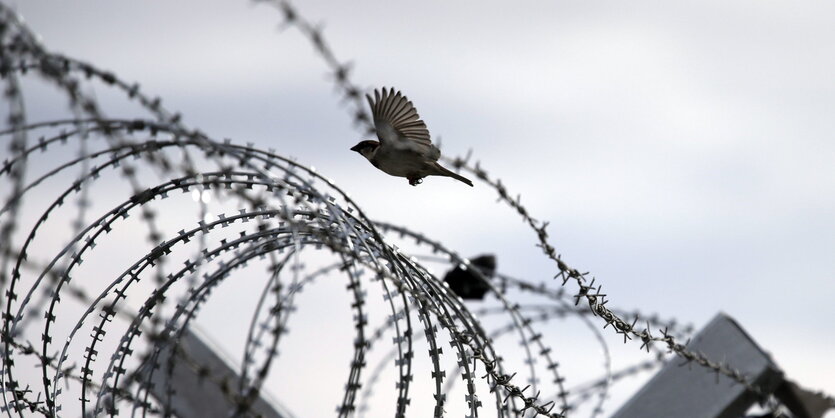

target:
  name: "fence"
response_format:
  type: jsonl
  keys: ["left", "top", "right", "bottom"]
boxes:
{"left": 1, "top": 1, "right": 831, "bottom": 417}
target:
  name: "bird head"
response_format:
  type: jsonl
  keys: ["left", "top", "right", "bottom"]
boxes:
{"left": 350, "top": 140, "right": 379, "bottom": 159}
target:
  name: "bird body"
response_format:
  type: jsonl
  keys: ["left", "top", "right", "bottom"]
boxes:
{"left": 351, "top": 88, "right": 473, "bottom": 187}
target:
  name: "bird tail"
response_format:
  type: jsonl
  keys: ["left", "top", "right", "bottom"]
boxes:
{"left": 434, "top": 163, "right": 474, "bottom": 187}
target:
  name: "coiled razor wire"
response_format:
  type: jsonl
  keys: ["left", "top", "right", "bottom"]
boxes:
{"left": 3, "top": 1, "right": 830, "bottom": 417}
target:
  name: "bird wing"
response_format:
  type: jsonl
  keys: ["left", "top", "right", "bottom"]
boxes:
{"left": 366, "top": 87, "right": 440, "bottom": 160}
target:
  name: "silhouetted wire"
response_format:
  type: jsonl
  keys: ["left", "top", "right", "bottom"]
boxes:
{"left": 3, "top": 1, "right": 833, "bottom": 418}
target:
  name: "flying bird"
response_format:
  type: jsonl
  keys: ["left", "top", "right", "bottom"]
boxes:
{"left": 351, "top": 87, "right": 473, "bottom": 187}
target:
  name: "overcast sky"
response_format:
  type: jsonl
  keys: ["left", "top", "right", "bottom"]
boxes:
{"left": 4, "top": 0, "right": 835, "bottom": 415}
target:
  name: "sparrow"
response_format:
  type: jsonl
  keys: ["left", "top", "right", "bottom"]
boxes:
{"left": 443, "top": 254, "right": 497, "bottom": 300}
{"left": 351, "top": 87, "right": 473, "bottom": 187}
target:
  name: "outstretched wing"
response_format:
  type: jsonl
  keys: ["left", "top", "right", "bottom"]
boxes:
{"left": 366, "top": 87, "right": 439, "bottom": 160}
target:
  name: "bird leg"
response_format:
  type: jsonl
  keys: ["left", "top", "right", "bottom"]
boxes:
{"left": 408, "top": 177, "right": 423, "bottom": 186}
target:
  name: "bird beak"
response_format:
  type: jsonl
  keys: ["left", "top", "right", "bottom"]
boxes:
{"left": 350, "top": 144, "right": 361, "bottom": 152}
